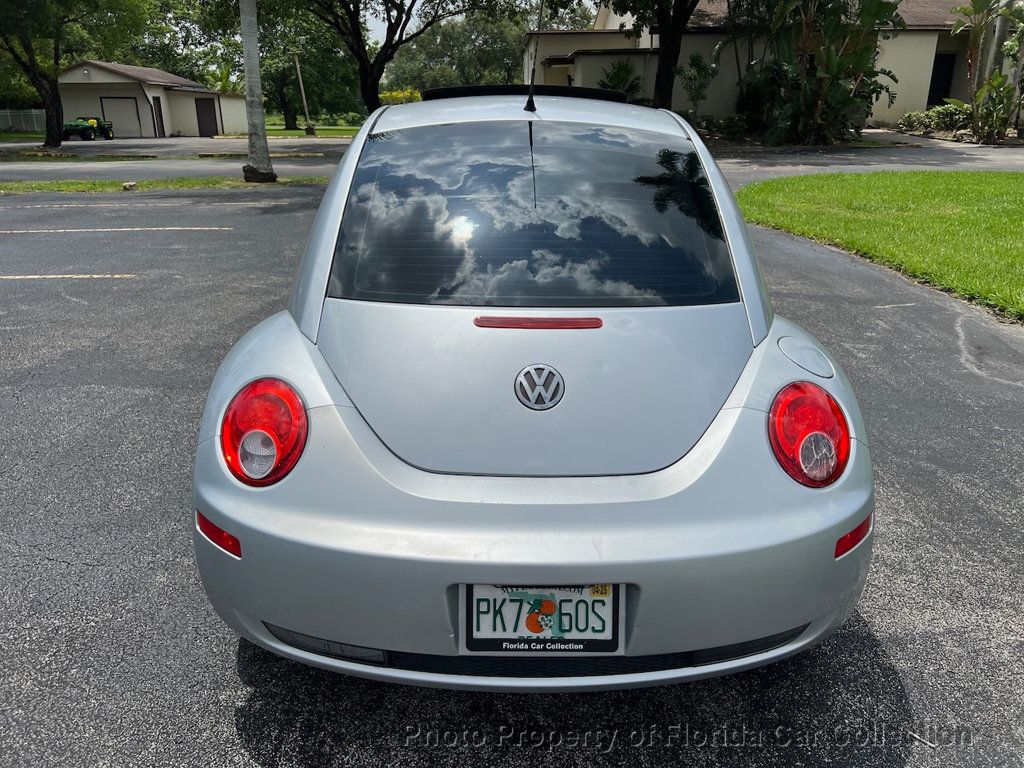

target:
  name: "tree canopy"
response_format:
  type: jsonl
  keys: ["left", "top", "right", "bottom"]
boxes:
{"left": 0, "top": 0, "right": 150, "bottom": 146}
{"left": 384, "top": 12, "right": 524, "bottom": 92}
{"left": 307, "top": 0, "right": 526, "bottom": 110}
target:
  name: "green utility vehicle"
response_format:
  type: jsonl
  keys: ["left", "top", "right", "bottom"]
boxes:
{"left": 62, "top": 116, "right": 114, "bottom": 141}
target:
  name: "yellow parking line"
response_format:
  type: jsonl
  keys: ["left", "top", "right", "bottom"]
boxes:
{"left": 0, "top": 226, "right": 233, "bottom": 234}
{"left": 0, "top": 274, "right": 137, "bottom": 280}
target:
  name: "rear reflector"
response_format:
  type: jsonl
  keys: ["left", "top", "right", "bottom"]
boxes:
{"left": 473, "top": 316, "right": 602, "bottom": 329}
{"left": 834, "top": 514, "right": 872, "bottom": 559}
{"left": 196, "top": 510, "right": 242, "bottom": 558}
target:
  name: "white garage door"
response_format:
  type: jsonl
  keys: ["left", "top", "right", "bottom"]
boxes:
{"left": 101, "top": 97, "right": 142, "bottom": 138}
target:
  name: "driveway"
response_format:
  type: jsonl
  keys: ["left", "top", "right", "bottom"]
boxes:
{"left": 0, "top": 188, "right": 1021, "bottom": 767}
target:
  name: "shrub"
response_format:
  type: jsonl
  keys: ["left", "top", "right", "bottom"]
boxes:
{"left": 927, "top": 102, "right": 971, "bottom": 130}
{"left": 379, "top": 88, "right": 421, "bottom": 105}
{"left": 897, "top": 111, "right": 928, "bottom": 131}
{"left": 897, "top": 103, "right": 971, "bottom": 132}
{"left": 340, "top": 112, "right": 366, "bottom": 126}
{"left": 720, "top": 113, "right": 750, "bottom": 140}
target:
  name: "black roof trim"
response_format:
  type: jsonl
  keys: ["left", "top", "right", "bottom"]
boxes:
{"left": 421, "top": 84, "right": 628, "bottom": 104}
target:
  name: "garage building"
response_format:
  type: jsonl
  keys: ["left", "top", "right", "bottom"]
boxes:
{"left": 58, "top": 60, "right": 247, "bottom": 138}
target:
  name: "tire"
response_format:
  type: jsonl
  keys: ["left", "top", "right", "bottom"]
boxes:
{"left": 103, "top": 129, "right": 114, "bottom": 140}
{"left": 81, "top": 128, "right": 95, "bottom": 141}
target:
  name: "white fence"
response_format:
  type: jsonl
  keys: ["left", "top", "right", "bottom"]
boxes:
{"left": 0, "top": 108, "right": 46, "bottom": 132}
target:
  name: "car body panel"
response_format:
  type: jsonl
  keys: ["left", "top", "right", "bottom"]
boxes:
{"left": 316, "top": 299, "right": 753, "bottom": 476}
{"left": 194, "top": 95, "right": 873, "bottom": 690}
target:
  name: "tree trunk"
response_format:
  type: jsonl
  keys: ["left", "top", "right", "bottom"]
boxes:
{"left": 239, "top": 0, "right": 277, "bottom": 182}
{"left": 653, "top": 30, "right": 682, "bottom": 108}
{"left": 359, "top": 60, "right": 383, "bottom": 112}
{"left": 282, "top": 99, "right": 299, "bottom": 130}
{"left": 987, "top": 5, "right": 1013, "bottom": 76}
{"left": 38, "top": 75, "right": 63, "bottom": 148}
{"left": 0, "top": 39, "right": 64, "bottom": 148}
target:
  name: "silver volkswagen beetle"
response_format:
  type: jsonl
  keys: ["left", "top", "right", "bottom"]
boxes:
{"left": 192, "top": 86, "right": 874, "bottom": 691}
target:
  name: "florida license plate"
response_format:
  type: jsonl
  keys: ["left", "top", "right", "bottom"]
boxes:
{"left": 461, "top": 584, "right": 622, "bottom": 654}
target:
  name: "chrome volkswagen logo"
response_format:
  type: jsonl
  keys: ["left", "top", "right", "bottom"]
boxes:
{"left": 515, "top": 365, "right": 564, "bottom": 410}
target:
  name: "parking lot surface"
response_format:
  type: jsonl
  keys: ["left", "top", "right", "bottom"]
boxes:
{"left": 1, "top": 187, "right": 1022, "bottom": 767}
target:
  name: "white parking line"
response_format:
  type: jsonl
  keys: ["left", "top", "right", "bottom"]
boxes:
{"left": 0, "top": 274, "right": 136, "bottom": 280}
{"left": 0, "top": 226, "right": 233, "bottom": 234}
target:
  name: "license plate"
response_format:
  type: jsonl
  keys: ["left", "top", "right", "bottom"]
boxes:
{"left": 461, "top": 584, "right": 621, "bottom": 654}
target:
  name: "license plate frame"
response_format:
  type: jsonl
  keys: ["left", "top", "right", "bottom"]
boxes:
{"left": 458, "top": 584, "right": 624, "bottom": 656}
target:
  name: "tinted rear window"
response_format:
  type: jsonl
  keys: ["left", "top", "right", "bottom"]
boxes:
{"left": 328, "top": 120, "right": 739, "bottom": 307}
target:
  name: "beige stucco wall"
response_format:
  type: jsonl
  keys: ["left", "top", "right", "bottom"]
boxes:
{"left": 872, "top": 30, "right": 940, "bottom": 123}
{"left": 544, "top": 34, "right": 744, "bottom": 117}
{"left": 140, "top": 84, "right": 169, "bottom": 136}
{"left": 58, "top": 83, "right": 156, "bottom": 137}
{"left": 60, "top": 63, "right": 134, "bottom": 85}
{"left": 673, "top": 34, "right": 743, "bottom": 117}
{"left": 525, "top": 32, "right": 637, "bottom": 83}
{"left": 532, "top": 26, "right": 959, "bottom": 126}
{"left": 219, "top": 96, "right": 247, "bottom": 134}
{"left": 166, "top": 92, "right": 202, "bottom": 136}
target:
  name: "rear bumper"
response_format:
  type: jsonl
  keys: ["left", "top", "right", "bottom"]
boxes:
{"left": 193, "top": 403, "right": 873, "bottom": 691}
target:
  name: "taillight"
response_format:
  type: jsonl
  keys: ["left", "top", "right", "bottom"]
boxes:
{"left": 835, "top": 514, "right": 872, "bottom": 558}
{"left": 220, "top": 378, "right": 307, "bottom": 486}
{"left": 196, "top": 510, "right": 242, "bottom": 558}
{"left": 768, "top": 381, "right": 850, "bottom": 487}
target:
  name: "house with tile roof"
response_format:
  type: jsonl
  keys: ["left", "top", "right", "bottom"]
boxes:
{"left": 58, "top": 60, "right": 247, "bottom": 138}
{"left": 524, "top": 0, "right": 974, "bottom": 124}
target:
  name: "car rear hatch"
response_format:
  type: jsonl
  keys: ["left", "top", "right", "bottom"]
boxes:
{"left": 315, "top": 117, "right": 753, "bottom": 477}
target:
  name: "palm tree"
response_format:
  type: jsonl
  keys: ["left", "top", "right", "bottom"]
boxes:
{"left": 597, "top": 60, "right": 645, "bottom": 102}
{"left": 239, "top": 0, "right": 276, "bottom": 182}
{"left": 634, "top": 149, "right": 723, "bottom": 240}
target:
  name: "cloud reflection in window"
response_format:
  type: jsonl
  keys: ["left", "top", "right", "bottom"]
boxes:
{"left": 330, "top": 121, "right": 739, "bottom": 308}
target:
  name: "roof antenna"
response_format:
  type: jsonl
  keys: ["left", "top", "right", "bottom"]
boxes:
{"left": 525, "top": 0, "right": 545, "bottom": 112}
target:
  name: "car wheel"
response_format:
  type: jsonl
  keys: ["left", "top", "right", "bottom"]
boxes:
{"left": 82, "top": 128, "right": 96, "bottom": 141}
{"left": 103, "top": 130, "right": 114, "bottom": 140}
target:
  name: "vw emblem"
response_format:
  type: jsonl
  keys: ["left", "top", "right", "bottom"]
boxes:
{"left": 515, "top": 364, "right": 564, "bottom": 410}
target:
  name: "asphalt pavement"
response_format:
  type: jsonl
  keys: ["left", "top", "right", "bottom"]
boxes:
{"left": 0, "top": 163, "right": 1022, "bottom": 766}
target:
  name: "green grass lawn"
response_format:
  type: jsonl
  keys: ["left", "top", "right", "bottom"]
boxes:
{"left": 736, "top": 171, "right": 1024, "bottom": 320}
{"left": 0, "top": 131, "right": 45, "bottom": 142}
{"left": 0, "top": 176, "right": 329, "bottom": 195}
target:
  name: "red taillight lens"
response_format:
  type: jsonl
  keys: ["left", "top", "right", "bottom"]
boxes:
{"left": 196, "top": 510, "right": 242, "bottom": 558}
{"left": 835, "top": 514, "right": 872, "bottom": 558}
{"left": 768, "top": 381, "right": 850, "bottom": 487}
{"left": 220, "top": 378, "right": 307, "bottom": 486}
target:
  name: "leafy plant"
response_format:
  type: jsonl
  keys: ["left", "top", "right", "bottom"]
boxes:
{"left": 950, "top": 0, "right": 1024, "bottom": 142}
{"left": 717, "top": 0, "right": 903, "bottom": 145}
{"left": 947, "top": 70, "right": 1021, "bottom": 143}
{"left": 596, "top": 59, "right": 645, "bottom": 101}
{"left": 675, "top": 52, "right": 716, "bottom": 115}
